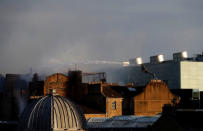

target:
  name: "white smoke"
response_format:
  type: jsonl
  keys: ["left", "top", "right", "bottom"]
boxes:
{"left": 1, "top": 0, "right": 203, "bottom": 74}
{"left": 13, "top": 78, "right": 28, "bottom": 118}
{"left": 71, "top": 60, "right": 122, "bottom": 65}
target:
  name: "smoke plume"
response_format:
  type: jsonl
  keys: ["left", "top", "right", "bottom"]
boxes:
{"left": 0, "top": 0, "right": 203, "bottom": 74}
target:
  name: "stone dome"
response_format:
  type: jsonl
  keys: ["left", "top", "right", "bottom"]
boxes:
{"left": 19, "top": 94, "right": 87, "bottom": 131}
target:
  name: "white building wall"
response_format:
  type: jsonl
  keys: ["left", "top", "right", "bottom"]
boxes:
{"left": 181, "top": 61, "right": 203, "bottom": 91}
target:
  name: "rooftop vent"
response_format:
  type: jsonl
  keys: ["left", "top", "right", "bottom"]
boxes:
{"left": 150, "top": 54, "right": 164, "bottom": 64}
{"left": 129, "top": 58, "right": 136, "bottom": 65}
{"left": 136, "top": 57, "right": 143, "bottom": 65}
{"left": 129, "top": 57, "right": 143, "bottom": 66}
{"left": 122, "top": 61, "right": 130, "bottom": 67}
{"left": 173, "top": 51, "right": 188, "bottom": 61}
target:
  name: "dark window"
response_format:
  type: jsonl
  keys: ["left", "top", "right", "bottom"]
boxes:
{"left": 112, "top": 101, "right": 116, "bottom": 110}
{"left": 163, "top": 80, "right": 168, "bottom": 85}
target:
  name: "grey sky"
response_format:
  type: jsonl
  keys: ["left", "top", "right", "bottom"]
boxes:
{"left": 0, "top": 0, "right": 203, "bottom": 73}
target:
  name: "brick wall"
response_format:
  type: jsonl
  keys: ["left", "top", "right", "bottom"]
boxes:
{"left": 84, "top": 114, "right": 106, "bottom": 119}
{"left": 44, "top": 73, "right": 68, "bottom": 97}
{"left": 106, "top": 98, "right": 123, "bottom": 117}
{"left": 134, "top": 80, "right": 179, "bottom": 116}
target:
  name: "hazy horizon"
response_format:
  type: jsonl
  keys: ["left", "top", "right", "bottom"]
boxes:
{"left": 0, "top": 0, "right": 203, "bottom": 74}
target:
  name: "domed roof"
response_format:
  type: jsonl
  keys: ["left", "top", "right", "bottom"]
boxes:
{"left": 19, "top": 94, "right": 87, "bottom": 131}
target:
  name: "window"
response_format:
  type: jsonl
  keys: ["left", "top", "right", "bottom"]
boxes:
{"left": 163, "top": 80, "right": 168, "bottom": 85}
{"left": 112, "top": 101, "right": 116, "bottom": 110}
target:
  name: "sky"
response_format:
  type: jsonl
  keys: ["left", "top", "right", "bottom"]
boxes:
{"left": 0, "top": 0, "right": 203, "bottom": 74}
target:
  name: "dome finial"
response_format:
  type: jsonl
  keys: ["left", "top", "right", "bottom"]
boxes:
{"left": 50, "top": 89, "right": 57, "bottom": 96}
